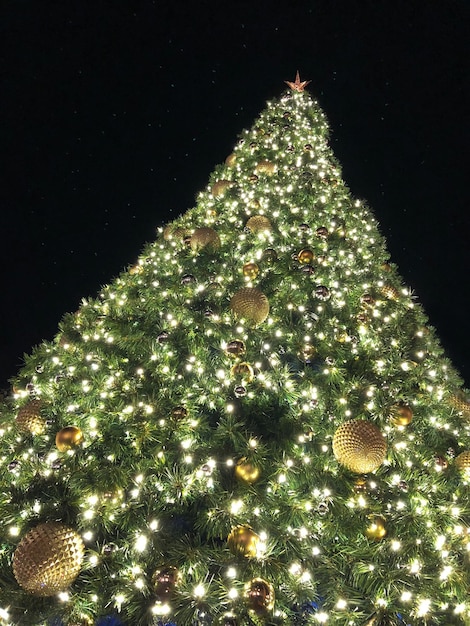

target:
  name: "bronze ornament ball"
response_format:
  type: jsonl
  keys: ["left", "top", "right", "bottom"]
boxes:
{"left": 13, "top": 522, "right": 84, "bottom": 596}
{"left": 297, "top": 248, "right": 315, "bottom": 265}
{"left": 225, "top": 340, "right": 246, "bottom": 358}
{"left": 171, "top": 406, "right": 188, "bottom": 420}
{"left": 242, "top": 262, "right": 259, "bottom": 279}
{"left": 234, "top": 457, "right": 260, "bottom": 484}
{"left": 190, "top": 227, "right": 221, "bottom": 252}
{"left": 152, "top": 565, "right": 179, "bottom": 600}
{"left": 15, "top": 399, "right": 45, "bottom": 435}
{"left": 230, "top": 287, "right": 270, "bottom": 325}
{"left": 56, "top": 426, "right": 84, "bottom": 452}
{"left": 227, "top": 525, "right": 260, "bottom": 558}
{"left": 211, "top": 179, "right": 232, "bottom": 197}
{"left": 245, "top": 215, "right": 272, "bottom": 234}
{"left": 360, "top": 293, "right": 376, "bottom": 308}
{"left": 333, "top": 419, "right": 387, "bottom": 474}
{"left": 244, "top": 578, "right": 275, "bottom": 614}
{"left": 390, "top": 403, "right": 413, "bottom": 426}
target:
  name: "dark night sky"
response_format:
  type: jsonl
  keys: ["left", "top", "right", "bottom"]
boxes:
{"left": 1, "top": 1, "right": 469, "bottom": 390}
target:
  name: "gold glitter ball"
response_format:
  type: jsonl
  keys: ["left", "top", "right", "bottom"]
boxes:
{"left": 13, "top": 522, "right": 84, "bottom": 596}
{"left": 190, "top": 227, "right": 221, "bottom": 252}
{"left": 211, "top": 180, "right": 232, "bottom": 197}
{"left": 333, "top": 419, "right": 387, "bottom": 474}
{"left": 230, "top": 287, "right": 269, "bottom": 325}
{"left": 255, "top": 160, "right": 276, "bottom": 175}
{"left": 455, "top": 451, "right": 470, "bottom": 475}
{"left": 245, "top": 215, "right": 272, "bottom": 234}
{"left": 15, "top": 400, "right": 45, "bottom": 435}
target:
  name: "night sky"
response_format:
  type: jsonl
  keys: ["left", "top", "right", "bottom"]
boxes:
{"left": 1, "top": 1, "right": 469, "bottom": 390}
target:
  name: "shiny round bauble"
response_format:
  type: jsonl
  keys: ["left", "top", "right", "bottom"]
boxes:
{"left": 390, "top": 403, "right": 413, "bottom": 426}
{"left": 211, "top": 179, "right": 232, "bottom": 197}
{"left": 435, "top": 456, "right": 449, "bottom": 470}
{"left": 172, "top": 406, "right": 188, "bottom": 420}
{"left": 365, "top": 515, "right": 387, "bottom": 541}
{"left": 235, "top": 457, "right": 260, "bottom": 484}
{"left": 242, "top": 262, "right": 259, "bottom": 280}
{"left": 353, "top": 478, "right": 367, "bottom": 493}
{"left": 55, "top": 426, "right": 84, "bottom": 452}
{"left": 248, "top": 174, "right": 259, "bottom": 184}
{"left": 255, "top": 160, "right": 276, "bottom": 175}
{"left": 152, "top": 565, "right": 179, "bottom": 600}
{"left": 13, "top": 522, "right": 84, "bottom": 596}
{"left": 304, "top": 143, "right": 313, "bottom": 151}
{"left": 227, "top": 525, "right": 260, "bottom": 558}
{"left": 181, "top": 273, "right": 196, "bottom": 285}
{"left": 380, "top": 284, "right": 400, "bottom": 300}
{"left": 129, "top": 263, "right": 144, "bottom": 275}
{"left": 156, "top": 330, "right": 170, "bottom": 343}
{"left": 298, "top": 344, "right": 316, "bottom": 363}
{"left": 225, "top": 340, "right": 246, "bottom": 358}
{"left": 230, "top": 362, "right": 254, "bottom": 382}
{"left": 249, "top": 142, "right": 258, "bottom": 150}
{"left": 333, "top": 419, "right": 387, "bottom": 474}
{"left": 381, "top": 262, "right": 392, "bottom": 272}
{"left": 230, "top": 287, "right": 269, "bottom": 325}
{"left": 261, "top": 247, "right": 278, "bottom": 264}
{"left": 234, "top": 385, "right": 247, "bottom": 398}
{"left": 360, "top": 293, "right": 376, "bottom": 308}
{"left": 314, "top": 285, "right": 330, "bottom": 300}
{"left": 190, "top": 227, "right": 221, "bottom": 253}
{"left": 316, "top": 226, "right": 329, "bottom": 238}
{"left": 15, "top": 399, "right": 45, "bottom": 435}
{"left": 225, "top": 153, "right": 237, "bottom": 166}
{"left": 455, "top": 451, "right": 470, "bottom": 475}
{"left": 244, "top": 578, "right": 275, "bottom": 614}
{"left": 297, "top": 248, "right": 314, "bottom": 265}
{"left": 245, "top": 215, "right": 272, "bottom": 234}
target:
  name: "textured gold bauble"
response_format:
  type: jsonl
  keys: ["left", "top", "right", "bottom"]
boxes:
{"left": 449, "top": 393, "right": 470, "bottom": 417}
{"left": 163, "top": 225, "right": 187, "bottom": 241}
{"left": 365, "top": 515, "right": 387, "bottom": 541}
{"left": 225, "top": 340, "right": 246, "bottom": 358}
{"left": 230, "top": 362, "right": 254, "bottom": 382}
{"left": 190, "top": 227, "right": 221, "bottom": 252}
{"left": 380, "top": 284, "right": 400, "bottom": 300}
{"left": 455, "top": 451, "right": 470, "bottom": 475}
{"left": 333, "top": 419, "right": 387, "bottom": 474}
{"left": 152, "top": 565, "right": 179, "bottom": 600}
{"left": 244, "top": 578, "right": 275, "bottom": 614}
{"left": 13, "top": 522, "right": 84, "bottom": 596}
{"left": 56, "top": 426, "right": 84, "bottom": 452}
{"left": 211, "top": 180, "right": 232, "bottom": 197}
{"left": 235, "top": 458, "right": 260, "bottom": 484}
{"left": 230, "top": 287, "right": 269, "bottom": 325}
{"left": 245, "top": 215, "right": 272, "bottom": 234}
{"left": 242, "top": 262, "right": 259, "bottom": 279}
{"left": 255, "top": 160, "right": 276, "bottom": 175}
{"left": 129, "top": 263, "right": 144, "bottom": 275}
{"left": 297, "top": 248, "right": 314, "bottom": 264}
{"left": 15, "top": 399, "right": 45, "bottom": 435}
{"left": 227, "top": 525, "right": 260, "bottom": 557}
{"left": 225, "top": 153, "right": 237, "bottom": 166}
{"left": 390, "top": 403, "right": 413, "bottom": 426}
{"left": 360, "top": 293, "right": 376, "bottom": 308}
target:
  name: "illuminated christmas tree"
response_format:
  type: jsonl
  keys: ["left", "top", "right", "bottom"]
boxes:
{"left": 1, "top": 74, "right": 469, "bottom": 626}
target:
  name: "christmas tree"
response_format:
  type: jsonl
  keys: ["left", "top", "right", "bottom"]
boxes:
{"left": 1, "top": 73, "right": 469, "bottom": 626}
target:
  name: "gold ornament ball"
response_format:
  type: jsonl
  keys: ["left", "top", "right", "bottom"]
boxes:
{"left": 230, "top": 287, "right": 269, "bottom": 325}
{"left": 390, "top": 403, "right": 413, "bottom": 426}
{"left": 244, "top": 578, "right": 275, "bottom": 614}
{"left": 235, "top": 458, "right": 260, "bottom": 484}
{"left": 211, "top": 179, "right": 232, "bottom": 197}
{"left": 56, "top": 426, "right": 84, "bottom": 452}
{"left": 16, "top": 399, "right": 45, "bottom": 435}
{"left": 242, "top": 262, "right": 259, "bottom": 279}
{"left": 129, "top": 263, "right": 144, "bottom": 275}
{"left": 172, "top": 406, "right": 188, "bottom": 420}
{"left": 218, "top": 614, "right": 239, "bottom": 626}
{"left": 190, "top": 227, "right": 221, "bottom": 253}
{"left": 225, "top": 153, "right": 237, "bottom": 167}
{"left": 163, "top": 226, "right": 187, "bottom": 242}
{"left": 380, "top": 284, "right": 400, "bottom": 300}
{"left": 255, "top": 160, "right": 276, "bottom": 175}
{"left": 360, "top": 293, "right": 376, "bottom": 308}
{"left": 13, "top": 522, "right": 84, "bottom": 596}
{"left": 227, "top": 525, "right": 260, "bottom": 558}
{"left": 225, "top": 340, "right": 246, "bottom": 358}
{"left": 297, "top": 248, "right": 314, "bottom": 264}
{"left": 455, "top": 451, "right": 470, "bottom": 475}
{"left": 333, "top": 419, "right": 387, "bottom": 474}
{"left": 245, "top": 215, "right": 272, "bottom": 234}
{"left": 449, "top": 393, "right": 470, "bottom": 417}
{"left": 298, "top": 343, "right": 316, "bottom": 362}
{"left": 365, "top": 515, "right": 387, "bottom": 541}
{"left": 152, "top": 565, "right": 179, "bottom": 600}
{"left": 230, "top": 362, "right": 254, "bottom": 382}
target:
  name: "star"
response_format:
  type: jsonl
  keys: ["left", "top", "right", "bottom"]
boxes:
{"left": 285, "top": 70, "right": 311, "bottom": 92}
